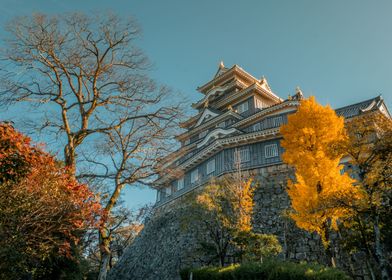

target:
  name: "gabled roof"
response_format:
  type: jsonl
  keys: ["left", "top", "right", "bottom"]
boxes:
{"left": 176, "top": 109, "right": 243, "bottom": 141}
{"left": 213, "top": 61, "right": 229, "bottom": 78}
{"left": 194, "top": 108, "right": 221, "bottom": 127}
{"left": 197, "top": 64, "right": 260, "bottom": 94}
{"left": 335, "top": 95, "right": 390, "bottom": 119}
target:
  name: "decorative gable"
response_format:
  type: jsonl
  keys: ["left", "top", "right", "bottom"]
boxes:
{"left": 194, "top": 108, "right": 220, "bottom": 127}
{"left": 196, "top": 128, "right": 240, "bottom": 148}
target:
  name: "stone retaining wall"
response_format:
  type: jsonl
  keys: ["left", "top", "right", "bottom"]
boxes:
{"left": 108, "top": 164, "right": 363, "bottom": 280}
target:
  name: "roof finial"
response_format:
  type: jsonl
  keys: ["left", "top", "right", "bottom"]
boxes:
{"left": 219, "top": 61, "right": 225, "bottom": 69}
{"left": 294, "top": 86, "right": 304, "bottom": 100}
{"left": 260, "top": 75, "right": 266, "bottom": 84}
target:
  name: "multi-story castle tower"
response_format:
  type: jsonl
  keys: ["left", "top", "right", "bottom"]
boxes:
{"left": 153, "top": 62, "right": 390, "bottom": 207}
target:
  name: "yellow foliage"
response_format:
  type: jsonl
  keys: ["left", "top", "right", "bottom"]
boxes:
{"left": 344, "top": 113, "right": 392, "bottom": 209}
{"left": 280, "top": 96, "right": 363, "bottom": 246}
{"left": 197, "top": 177, "right": 255, "bottom": 233}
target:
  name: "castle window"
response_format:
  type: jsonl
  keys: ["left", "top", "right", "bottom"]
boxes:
{"left": 273, "top": 116, "right": 283, "bottom": 127}
{"left": 265, "top": 144, "right": 279, "bottom": 158}
{"left": 177, "top": 178, "right": 184, "bottom": 190}
{"left": 191, "top": 169, "right": 199, "bottom": 184}
{"left": 235, "top": 146, "right": 250, "bottom": 163}
{"left": 165, "top": 186, "right": 172, "bottom": 197}
{"left": 236, "top": 101, "right": 249, "bottom": 114}
{"left": 255, "top": 98, "right": 264, "bottom": 109}
{"left": 206, "top": 159, "right": 216, "bottom": 174}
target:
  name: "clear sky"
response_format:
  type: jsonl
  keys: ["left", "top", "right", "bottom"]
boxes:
{"left": 1, "top": 0, "right": 391, "bottom": 209}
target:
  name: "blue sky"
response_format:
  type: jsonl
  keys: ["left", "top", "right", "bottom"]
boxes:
{"left": 1, "top": 0, "right": 391, "bottom": 209}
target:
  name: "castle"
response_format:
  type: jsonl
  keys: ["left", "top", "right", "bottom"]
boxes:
{"left": 153, "top": 62, "right": 390, "bottom": 208}
{"left": 109, "top": 64, "right": 390, "bottom": 280}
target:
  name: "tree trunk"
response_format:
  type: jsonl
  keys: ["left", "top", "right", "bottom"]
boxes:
{"left": 324, "top": 224, "right": 336, "bottom": 268}
{"left": 64, "top": 143, "right": 76, "bottom": 168}
{"left": 325, "top": 243, "right": 336, "bottom": 268}
{"left": 97, "top": 181, "right": 125, "bottom": 279}
{"left": 98, "top": 229, "right": 111, "bottom": 280}
{"left": 366, "top": 259, "right": 376, "bottom": 280}
{"left": 374, "top": 214, "right": 390, "bottom": 280}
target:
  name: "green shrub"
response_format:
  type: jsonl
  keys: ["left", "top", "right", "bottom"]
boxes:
{"left": 234, "top": 232, "right": 282, "bottom": 263}
{"left": 180, "top": 259, "right": 349, "bottom": 280}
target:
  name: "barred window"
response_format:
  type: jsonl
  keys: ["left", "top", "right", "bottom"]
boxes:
{"left": 191, "top": 169, "right": 199, "bottom": 184}
{"left": 273, "top": 116, "right": 283, "bottom": 127}
{"left": 207, "top": 159, "right": 216, "bottom": 174}
{"left": 265, "top": 144, "right": 279, "bottom": 158}
{"left": 236, "top": 101, "right": 249, "bottom": 114}
{"left": 235, "top": 147, "right": 250, "bottom": 163}
{"left": 177, "top": 178, "right": 184, "bottom": 190}
{"left": 255, "top": 98, "right": 264, "bottom": 109}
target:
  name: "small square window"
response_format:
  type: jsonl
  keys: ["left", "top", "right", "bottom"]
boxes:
{"left": 236, "top": 101, "right": 249, "bottom": 114}
{"left": 265, "top": 144, "right": 278, "bottom": 158}
{"left": 235, "top": 147, "right": 250, "bottom": 163}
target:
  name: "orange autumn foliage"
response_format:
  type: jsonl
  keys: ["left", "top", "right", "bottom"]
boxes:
{"left": 280, "top": 97, "right": 362, "bottom": 245}
{"left": 0, "top": 123, "right": 101, "bottom": 273}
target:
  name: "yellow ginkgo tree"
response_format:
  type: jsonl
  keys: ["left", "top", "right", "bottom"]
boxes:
{"left": 280, "top": 96, "right": 363, "bottom": 267}
{"left": 195, "top": 177, "right": 255, "bottom": 266}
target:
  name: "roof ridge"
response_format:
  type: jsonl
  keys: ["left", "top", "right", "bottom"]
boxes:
{"left": 335, "top": 95, "right": 381, "bottom": 111}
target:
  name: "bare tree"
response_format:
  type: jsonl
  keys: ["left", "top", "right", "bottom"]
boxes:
{"left": 79, "top": 117, "right": 176, "bottom": 279}
{"left": 0, "top": 13, "right": 180, "bottom": 168}
{"left": 83, "top": 204, "right": 152, "bottom": 278}
{"left": 1, "top": 13, "right": 182, "bottom": 279}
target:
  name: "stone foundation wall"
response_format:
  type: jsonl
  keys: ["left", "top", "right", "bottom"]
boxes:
{"left": 108, "top": 164, "right": 363, "bottom": 280}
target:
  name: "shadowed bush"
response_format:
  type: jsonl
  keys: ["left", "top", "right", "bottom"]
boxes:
{"left": 180, "top": 259, "right": 349, "bottom": 280}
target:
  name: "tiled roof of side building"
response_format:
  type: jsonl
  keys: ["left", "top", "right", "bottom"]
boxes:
{"left": 335, "top": 95, "right": 384, "bottom": 119}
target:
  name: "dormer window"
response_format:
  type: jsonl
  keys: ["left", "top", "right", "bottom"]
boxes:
{"left": 236, "top": 101, "right": 249, "bottom": 114}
